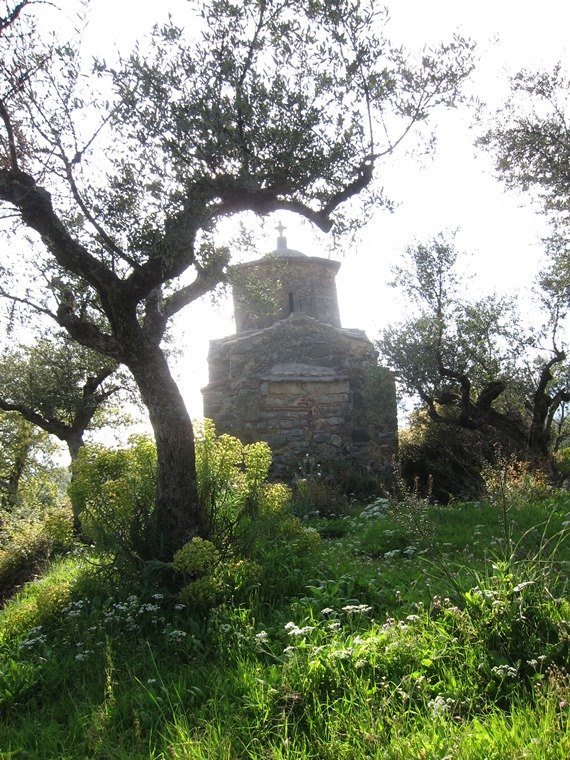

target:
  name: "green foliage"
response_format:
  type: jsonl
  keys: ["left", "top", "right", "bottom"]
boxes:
{"left": 179, "top": 422, "right": 320, "bottom": 609}
{"left": 173, "top": 537, "right": 219, "bottom": 578}
{"left": 479, "top": 65, "right": 570, "bottom": 227}
{"left": 194, "top": 419, "right": 276, "bottom": 542}
{"left": 173, "top": 538, "right": 263, "bottom": 611}
{"left": 0, "top": 411, "right": 61, "bottom": 513}
{"left": 378, "top": 234, "right": 570, "bottom": 461}
{"left": 293, "top": 477, "right": 349, "bottom": 519}
{"left": 398, "top": 410, "right": 515, "bottom": 503}
{"left": 483, "top": 456, "right": 554, "bottom": 511}
{"left": 0, "top": 336, "right": 126, "bottom": 439}
{"left": 0, "top": 504, "right": 74, "bottom": 600}
{"left": 68, "top": 435, "right": 157, "bottom": 562}
{"left": 0, "top": 493, "right": 568, "bottom": 757}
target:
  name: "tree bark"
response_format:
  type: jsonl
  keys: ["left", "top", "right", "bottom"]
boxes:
{"left": 66, "top": 432, "right": 85, "bottom": 535}
{"left": 126, "top": 344, "right": 203, "bottom": 560}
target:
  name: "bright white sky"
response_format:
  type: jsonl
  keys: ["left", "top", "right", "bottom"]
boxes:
{"left": 71, "top": 1, "right": 570, "bottom": 420}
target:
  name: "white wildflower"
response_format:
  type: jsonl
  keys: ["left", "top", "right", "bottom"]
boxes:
{"left": 342, "top": 604, "right": 372, "bottom": 614}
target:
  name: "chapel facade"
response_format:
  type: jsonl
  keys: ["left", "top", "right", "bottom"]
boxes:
{"left": 202, "top": 228, "right": 397, "bottom": 478}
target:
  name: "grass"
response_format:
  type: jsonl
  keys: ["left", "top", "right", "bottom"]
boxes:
{"left": 0, "top": 493, "right": 568, "bottom": 759}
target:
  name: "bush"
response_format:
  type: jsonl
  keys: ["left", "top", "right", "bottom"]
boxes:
{"left": 482, "top": 456, "right": 554, "bottom": 511}
{"left": 0, "top": 504, "right": 74, "bottom": 600}
{"left": 173, "top": 537, "right": 262, "bottom": 611}
{"left": 68, "top": 436, "right": 157, "bottom": 563}
{"left": 399, "top": 412, "right": 520, "bottom": 503}
{"left": 194, "top": 419, "right": 275, "bottom": 544}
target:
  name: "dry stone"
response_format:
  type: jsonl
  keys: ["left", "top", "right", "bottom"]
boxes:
{"left": 202, "top": 233, "right": 397, "bottom": 478}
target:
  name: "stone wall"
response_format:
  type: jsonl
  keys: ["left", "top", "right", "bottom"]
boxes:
{"left": 202, "top": 312, "right": 397, "bottom": 478}
{"left": 232, "top": 256, "right": 342, "bottom": 332}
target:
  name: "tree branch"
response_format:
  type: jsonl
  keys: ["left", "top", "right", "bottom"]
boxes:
{"left": 0, "top": 97, "right": 20, "bottom": 170}
{"left": 0, "top": 287, "right": 56, "bottom": 320}
{"left": 162, "top": 262, "right": 228, "bottom": 321}
{"left": 55, "top": 305, "right": 124, "bottom": 361}
{"left": 0, "top": 0, "right": 30, "bottom": 34}
{"left": 62, "top": 154, "right": 138, "bottom": 269}
{"left": 0, "top": 168, "right": 119, "bottom": 295}
{"left": 0, "top": 395, "right": 72, "bottom": 441}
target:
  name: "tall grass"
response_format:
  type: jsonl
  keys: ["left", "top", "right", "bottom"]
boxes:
{"left": 0, "top": 493, "right": 568, "bottom": 759}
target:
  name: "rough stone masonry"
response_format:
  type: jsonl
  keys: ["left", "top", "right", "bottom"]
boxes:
{"left": 202, "top": 229, "right": 397, "bottom": 478}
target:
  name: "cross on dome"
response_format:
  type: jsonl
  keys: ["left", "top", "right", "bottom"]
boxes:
{"left": 276, "top": 221, "right": 287, "bottom": 251}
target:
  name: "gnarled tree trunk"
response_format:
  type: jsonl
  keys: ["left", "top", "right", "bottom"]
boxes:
{"left": 127, "top": 345, "right": 203, "bottom": 560}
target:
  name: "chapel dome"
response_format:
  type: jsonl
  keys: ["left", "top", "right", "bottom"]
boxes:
{"left": 266, "top": 225, "right": 307, "bottom": 258}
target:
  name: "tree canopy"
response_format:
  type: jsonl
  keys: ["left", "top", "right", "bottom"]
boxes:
{"left": 377, "top": 235, "right": 570, "bottom": 462}
{"left": 0, "top": 0, "right": 474, "bottom": 557}
{"left": 479, "top": 64, "right": 570, "bottom": 301}
{"left": 0, "top": 333, "right": 128, "bottom": 459}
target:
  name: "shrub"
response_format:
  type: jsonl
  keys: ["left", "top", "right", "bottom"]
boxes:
{"left": 68, "top": 436, "right": 157, "bottom": 563}
{"left": 0, "top": 504, "right": 74, "bottom": 600}
{"left": 194, "top": 419, "right": 275, "bottom": 543}
{"left": 482, "top": 456, "right": 555, "bottom": 510}
{"left": 173, "top": 537, "right": 262, "bottom": 611}
{"left": 173, "top": 537, "right": 220, "bottom": 577}
{"left": 399, "top": 412, "right": 515, "bottom": 503}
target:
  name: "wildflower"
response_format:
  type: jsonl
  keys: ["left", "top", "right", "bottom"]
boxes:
{"left": 167, "top": 629, "right": 187, "bottom": 643}
{"left": 342, "top": 604, "right": 372, "bottom": 614}
{"left": 321, "top": 607, "right": 334, "bottom": 616}
{"left": 286, "top": 624, "right": 314, "bottom": 636}
{"left": 18, "top": 633, "right": 47, "bottom": 650}
{"left": 428, "top": 695, "right": 454, "bottom": 715}
{"left": 328, "top": 648, "right": 353, "bottom": 659}
{"left": 255, "top": 631, "right": 269, "bottom": 643}
{"left": 137, "top": 603, "right": 160, "bottom": 615}
{"left": 491, "top": 664, "right": 518, "bottom": 679}
{"left": 174, "top": 604, "right": 186, "bottom": 611}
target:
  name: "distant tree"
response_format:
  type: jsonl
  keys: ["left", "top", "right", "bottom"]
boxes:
{"left": 479, "top": 65, "right": 570, "bottom": 232}
{"left": 478, "top": 65, "right": 570, "bottom": 292}
{"left": 0, "top": 410, "right": 55, "bottom": 512}
{"left": 0, "top": 0, "right": 474, "bottom": 558}
{"left": 377, "top": 236, "right": 570, "bottom": 465}
{"left": 0, "top": 333, "right": 128, "bottom": 461}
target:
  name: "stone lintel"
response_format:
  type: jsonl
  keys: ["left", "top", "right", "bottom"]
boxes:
{"left": 261, "top": 363, "right": 349, "bottom": 383}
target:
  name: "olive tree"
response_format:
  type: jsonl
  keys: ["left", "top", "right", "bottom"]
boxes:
{"left": 0, "top": 410, "right": 55, "bottom": 512}
{"left": 0, "top": 334, "right": 128, "bottom": 461}
{"left": 478, "top": 65, "right": 570, "bottom": 299}
{"left": 0, "top": 0, "right": 474, "bottom": 557}
{"left": 378, "top": 235, "right": 570, "bottom": 462}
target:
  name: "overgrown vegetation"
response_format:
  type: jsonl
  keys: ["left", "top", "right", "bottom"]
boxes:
{"left": 0, "top": 427, "right": 568, "bottom": 758}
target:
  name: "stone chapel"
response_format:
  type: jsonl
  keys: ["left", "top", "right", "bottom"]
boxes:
{"left": 202, "top": 227, "right": 397, "bottom": 478}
